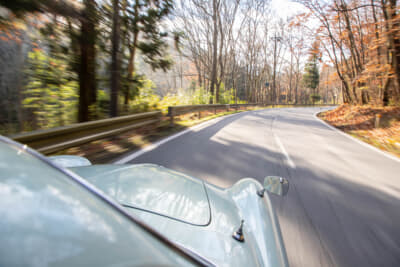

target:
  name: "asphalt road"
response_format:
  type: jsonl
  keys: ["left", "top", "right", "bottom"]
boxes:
{"left": 121, "top": 107, "right": 400, "bottom": 267}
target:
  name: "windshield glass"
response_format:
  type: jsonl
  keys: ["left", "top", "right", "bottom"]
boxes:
{"left": 70, "top": 164, "right": 211, "bottom": 226}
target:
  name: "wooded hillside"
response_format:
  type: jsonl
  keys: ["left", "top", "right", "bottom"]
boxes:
{"left": 0, "top": 0, "right": 399, "bottom": 134}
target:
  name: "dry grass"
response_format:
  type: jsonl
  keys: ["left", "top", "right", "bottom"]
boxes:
{"left": 318, "top": 105, "right": 400, "bottom": 157}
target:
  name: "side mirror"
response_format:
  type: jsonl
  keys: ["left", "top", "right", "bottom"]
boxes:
{"left": 257, "top": 176, "right": 289, "bottom": 197}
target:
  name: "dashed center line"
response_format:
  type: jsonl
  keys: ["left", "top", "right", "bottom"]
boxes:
{"left": 274, "top": 133, "right": 296, "bottom": 169}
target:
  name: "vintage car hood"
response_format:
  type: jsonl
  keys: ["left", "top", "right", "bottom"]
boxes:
{"left": 69, "top": 164, "right": 211, "bottom": 226}
{"left": 71, "top": 164, "right": 288, "bottom": 267}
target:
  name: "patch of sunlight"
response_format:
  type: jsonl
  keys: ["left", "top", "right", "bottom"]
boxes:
{"left": 128, "top": 135, "right": 146, "bottom": 146}
{"left": 104, "top": 143, "right": 127, "bottom": 153}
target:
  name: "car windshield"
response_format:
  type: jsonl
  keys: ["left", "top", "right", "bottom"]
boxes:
{"left": 70, "top": 164, "right": 211, "bottom": 226}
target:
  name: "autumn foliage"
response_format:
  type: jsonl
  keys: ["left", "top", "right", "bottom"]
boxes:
{"left": 319, "top": 104, "right": 400, "bottom": 156}
{"left": 296, "top": 0, "right": 400, "bottom": 106}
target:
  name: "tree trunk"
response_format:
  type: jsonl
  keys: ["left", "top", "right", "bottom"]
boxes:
{"left": 124, "top": 0, "right": 139, "bottom": 108}
{"left": 388, "top": 0, "right": 400, "bottom": 98}
{"left": 272, "top": 36, "right": 278, "bottom": 104}
{"left": 383, "top": 78, "right": 391, "bottom": 106}
{"left": 124, "top": 46, "right": 135, "bottom": 106}
{"left": 209, "top": 0, "right": 218, "bottom": 104}
{"left": 361, "top": 90, "right": 370, "bottom": 105}
{"left": 78, "top": 0, "right": 97, "bottom": 122}
{"left": 110, "top": 0, "right": 120, "bottom": 117}
{"left": 381, "top": 0, "right": 400, "bottom": 101}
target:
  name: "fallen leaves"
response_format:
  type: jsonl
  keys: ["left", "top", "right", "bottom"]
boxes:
{"left": 319, "top": 105, "right": 400, "bottom": 157}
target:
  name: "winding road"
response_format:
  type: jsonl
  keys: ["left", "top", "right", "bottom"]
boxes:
{"left": 117, "top": 107, "right": 400, "bottom": 267}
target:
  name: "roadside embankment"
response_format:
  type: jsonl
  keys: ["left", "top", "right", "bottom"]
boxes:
{"left": 318, "top": 105, "right": 400, "bottom": 158}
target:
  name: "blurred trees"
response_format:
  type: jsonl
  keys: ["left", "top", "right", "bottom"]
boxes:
{"left": 118, "top": 0, "right": 173, "bottom": 111}
{"left": 24, "top": 50, "right": 78, "bottom": 128}
{"left": 1, "top": 0, "right": 399, "bottom": 134}
{"left": 100, "top": 0, "right": 174, "bottom": 117}
{"left": 0, "top": 0, "right": 99, "bottom": 122}
{"left": 0, "top": 0, "right": 174, "bottom": 126}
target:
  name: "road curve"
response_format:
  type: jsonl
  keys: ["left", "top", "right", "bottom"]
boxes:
{"left": 123, "top": 107, "right": 400, "bottom": 267}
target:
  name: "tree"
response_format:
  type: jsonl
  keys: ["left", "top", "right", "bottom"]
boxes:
{"left": 175, "top": 0, "right": 241, "bottom": 104}
{"left": 116, "top": 0, "right": 173, "bottom": 113}
{"left": 297, "top": 0, "right": 400, "bottom": 106}
{"left": 303, "top": 41, "right": 320, "bottom": 103}
{"left": 110, "top": 0, "right": 120, "bottom": 117}
{"left": 78, "top": 0, "right": 98, "bottom": 122}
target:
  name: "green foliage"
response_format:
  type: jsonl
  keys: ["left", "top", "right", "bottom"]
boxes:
{"left": 303, "top": 55, "right": 320, "bottom": 92}
{"left": 128, "top": 81, "right": 243, "bottom": 114}
{"left": 218, "top": 83, "right": 237, "bottom": 104}
{"left": 121, "top": 72, "right": 143, "bottom": 102}
{"left": 303, "top": 41, "right": 320, "bottom": 95}
{"left": 310, "top": 94, "right": 321, "bottom": 103}
{"left": 23, "top": 50, "right": 78, "bottom": 129}
{"left": 128, "top": 77, "right": 160, "bottom": 113}
{"left": 134, "top": 0, "right": 174, "bottom": 71}
{"left": 158, "top": 94, "right": 190, "bottom": 113}
{"left": 191, "top": 87, "right": 211, "bottom": 105}
{"left": 120, "top": 0, "right": 174, "bottom": 91}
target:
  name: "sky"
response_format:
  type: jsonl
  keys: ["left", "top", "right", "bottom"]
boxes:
{"left": 271, "top": 0, "right": 306, "bottom": 19}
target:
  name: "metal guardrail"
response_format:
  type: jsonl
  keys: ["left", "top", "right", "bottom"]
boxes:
{"left": 168, "top": 103, "right": 262, "bottom": 122}
{"left": 11, "top": 111, "right": 161, "bottom": 154}
{"left": 10, "top": 103, "right": 334, "bottom": 155}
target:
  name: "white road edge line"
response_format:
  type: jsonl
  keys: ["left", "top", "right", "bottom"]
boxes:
{"left": 274, "top": 133, "right": 296, "bottom": 169}
{"left": 313, "top": 111, "right": 400, "bottom": 163}
{"left": 113, "top": 110, "right": 254, "bottom": 164}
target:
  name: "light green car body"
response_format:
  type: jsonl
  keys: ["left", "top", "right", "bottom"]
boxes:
{"left": 0, "top": 137, "right": 288, "bottom": 267}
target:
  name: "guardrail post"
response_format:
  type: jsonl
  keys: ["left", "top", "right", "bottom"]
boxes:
{"left": 198, "top": 111, "right": 201, "bottom": 119}
{"left": 375, "top": 114, "right": 381, "bottom": 128}
{"left": 168, "top": 107, "right": 174, "bottom": 125}
{"left": 214, "top": 108, "right": 216, "bottom": 114}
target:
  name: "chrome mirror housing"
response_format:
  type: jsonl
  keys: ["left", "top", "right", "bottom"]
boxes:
{"left": 257, "top": 176, "right": 289, "bottom": 197}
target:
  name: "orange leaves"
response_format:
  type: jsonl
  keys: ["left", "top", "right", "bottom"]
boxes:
{"left": 289, "top": 12, "right": 311, "bottom": 29}
{"left": 324, "top": 71, "right": 340, "bottom": 86}
{"left": 0, "top": 30, "right": 22, "bottom": 44}
{"left": 321, "top": 105, "right": 400, "bottom": 157}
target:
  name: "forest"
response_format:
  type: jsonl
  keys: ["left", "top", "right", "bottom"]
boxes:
{"left": 0, "top": 0, "right": 399, "bottom": 134}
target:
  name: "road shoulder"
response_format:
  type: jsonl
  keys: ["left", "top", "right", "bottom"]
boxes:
{"left": 314, "top": 106, "right": 400, "bottom": 163}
